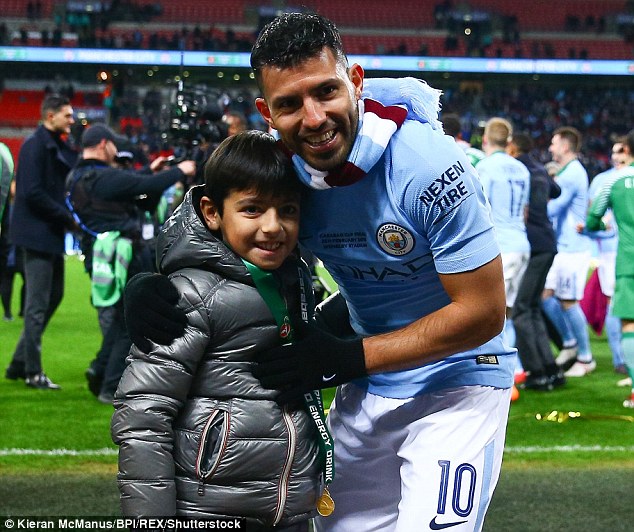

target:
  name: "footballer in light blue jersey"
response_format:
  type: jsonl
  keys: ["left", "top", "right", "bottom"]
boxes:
{"left": 477, "top": 151, "right": 531, "bottom": 254}
{"left": 125, "top": 15, "right": 518, "bottom": 532}
{"left": 548, "top": 158, "right": 591, "bottom": 253}
{"left": 543, "top": 127, "right": 595, "bottom": 374}
{"left": 299, "top": 119, "right": 515, "bottom": 399}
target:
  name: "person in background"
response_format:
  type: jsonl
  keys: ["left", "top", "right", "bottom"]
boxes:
{"left": 0, "top": 140, "right": 14, "bottom": 234}
{"left": 223, "top": 110, "right": 248, "bottom": 137}
{"left": 507, "top": 132, "right": 564, "bottom": 391}
{"left": 579, "top": 137, "right": 627, "bottom": 375}
{"left": 0, "top": 142, "right": 17, "bottom": 320}
{"left": 441, "top": 112, "right": 485, "bottom": 167}
{"left": 585, "top": 129, "right": 634, "bottom": 408}
{"left": 0, "top": 180, "right": 25, "bottom": 322}
{"left": 66, "top": 123, "right": 195, "bottom": 403}
{"left": 476, "top": 117, "right": 531, "bottom": 352}
{"left": 5, "top": 93, "right": 78, "bottom": 390}
{"left": 542, "top": 126, "right": 594, "bottom": 377}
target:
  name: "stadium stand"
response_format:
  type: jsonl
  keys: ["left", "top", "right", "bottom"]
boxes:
{"left": 1, "top": 1, "right": 632, "bottom": 59}
{"left": 468, "top": 0, "right": 626, "bottom": 31}
{"left": 4, "top": 0, "right": 55, "bottom": 18}
{"left": 155, "top": 0, "right": 248, "bottom": 25}
{"left": 1, "top": 1, "right": 633, "bottom": 169}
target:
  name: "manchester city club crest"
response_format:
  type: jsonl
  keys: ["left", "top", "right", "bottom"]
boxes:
{"left": 376, "top": 223, "right": 415, "bottom": 256}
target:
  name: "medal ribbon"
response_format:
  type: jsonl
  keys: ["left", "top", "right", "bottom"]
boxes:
{"left": 242, "top": 259, "right": 335, "bottom": 493}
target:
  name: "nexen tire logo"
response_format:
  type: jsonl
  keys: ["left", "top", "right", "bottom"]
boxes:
{"left": 376, "top": 223, "right": 415, "bottom": 256}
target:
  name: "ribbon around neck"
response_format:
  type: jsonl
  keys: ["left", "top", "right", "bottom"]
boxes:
{"left": 241, "top": 258, "right": 335, "bottom": 489}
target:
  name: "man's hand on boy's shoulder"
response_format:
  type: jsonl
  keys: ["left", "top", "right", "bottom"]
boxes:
{"left": 124, "top": 272, "right": 188, "bottom": 353}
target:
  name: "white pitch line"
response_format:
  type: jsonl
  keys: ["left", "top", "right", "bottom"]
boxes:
{"left": 1, "top": 446, "right": 634, "bottom": 456}
{"left": 0, "top": 448, "right": 118, "bottom": 456}
{"left": 505, "top": 445, "right": 634, "bottom": 453}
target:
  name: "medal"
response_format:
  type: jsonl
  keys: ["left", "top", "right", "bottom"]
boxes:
{"left": 243, "top": 260, "right": 337, "bottom": 519}
{"left": 317, "top": 487, "right": 335, "bottom": 516}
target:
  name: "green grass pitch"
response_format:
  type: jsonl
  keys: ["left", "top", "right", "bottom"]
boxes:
{"left": 1, "top": 256, "right": 633, "bottom": 530}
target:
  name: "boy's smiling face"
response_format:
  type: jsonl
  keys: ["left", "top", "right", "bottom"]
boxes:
{"left": 200, "top": 188, "right": 301, "bottom": 270}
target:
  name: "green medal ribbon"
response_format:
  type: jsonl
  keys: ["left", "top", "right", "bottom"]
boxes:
{"left": 242, "top": 259, "right": 335, "bottom": 508}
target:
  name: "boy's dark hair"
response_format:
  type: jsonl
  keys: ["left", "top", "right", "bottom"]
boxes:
{"left": 553, "top": 126, "right": 582, "bottom": 153}
{"left": 251, "top": 12, "right": 347, "bottom": 91}
{"left": 41, "top": 93, "right": 70, "bottom": 118}
{"left": 510, "top": 132, "right": 534, "bottom": 154}
{"left": 203, "top": 130, "right": 301, "bottom": 216}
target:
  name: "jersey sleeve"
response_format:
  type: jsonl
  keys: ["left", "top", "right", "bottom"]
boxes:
{"left": 396, "top": 123, "right": 499, "bottom": 274}
{"left": 547, "top": 166, "right": 580, "bottom": 219}
{"left": 586, "top": 175, "right": 616, "bottom": 232}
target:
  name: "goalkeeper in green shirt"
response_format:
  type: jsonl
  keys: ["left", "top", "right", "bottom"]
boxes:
{"left": 585, "top": 129, "right": 634, "bottom": 408}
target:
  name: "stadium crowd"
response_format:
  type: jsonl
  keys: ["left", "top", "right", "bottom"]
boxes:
{"left": 2, "top": 0, "right": 634, "bottom": 59}
{"left": 102, "top": 81, "right": 634, "bottom": 181}
{"left": 2, "top": 79, "right": 633, "bottom": 402}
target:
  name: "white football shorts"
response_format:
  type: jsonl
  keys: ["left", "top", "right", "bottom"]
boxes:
{"left": 597, "top": 251, "right": 616, "bottom": 298}
{"left": 502, "top": 251, "right": 530, "bottom": 308}
{"left": 314, "top": 383, "right": 511, "bottom": 532}
{"left": 544, "top": 251, "right": 591, "bottom": 301}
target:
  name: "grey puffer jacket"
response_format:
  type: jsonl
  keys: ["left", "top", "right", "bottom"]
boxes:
{"left": 111, "top": 186, "right": 321, "bottom": 527}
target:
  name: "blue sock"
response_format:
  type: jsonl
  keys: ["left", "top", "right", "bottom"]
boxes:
{"left": 621, "top": 332, "right": 634, "bottom": 390}
{"left": 504, "top": 318, "right": 516, "bottom": 348}
{"left": 542, "top": 296, "right": 576, "bottom": 346}
{"left": 565, "top": 304, "right": 592, "bottom": 361}
{"left": 605, "top": 313, "right": 624, "bottom": 367}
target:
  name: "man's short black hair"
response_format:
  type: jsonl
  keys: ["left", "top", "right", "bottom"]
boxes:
{"left": 510, "top": 132, "right": 534, "bottom": 154}
{"left": 203, "top": 130, "right": 302, "bottom": 216}
{"left": 251, "top": 12, "right": 347, "bottom": 91}
{"left": 41, "top": 93, "right": 70, "bottom": 117}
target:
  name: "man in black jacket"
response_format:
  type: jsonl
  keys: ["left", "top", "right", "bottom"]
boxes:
{"left": 67, "top": 123, "right": 195, "bottom": 403}
{"left": 507, "top": 132, "right": 565, "bottom": 391}
{"left": 5, "top": 94, "right": 77, "bottom": 390}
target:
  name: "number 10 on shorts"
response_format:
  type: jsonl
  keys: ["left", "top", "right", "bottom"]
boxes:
{"left": 436, "top": 460, "right": 477, "bottom": 517}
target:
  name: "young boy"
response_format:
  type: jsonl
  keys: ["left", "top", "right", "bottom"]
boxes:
{"left": 111, "top": 131, "right": 323, "bottom": 531}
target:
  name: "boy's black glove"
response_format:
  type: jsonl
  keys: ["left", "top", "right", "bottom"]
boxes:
{"left": 253, "top": 320, "right": 367, "bottom": 405}
{"left": 123, "top": 272, "right": 187, "bottom": 353}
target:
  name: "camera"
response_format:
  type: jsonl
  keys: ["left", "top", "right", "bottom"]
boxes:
{"left": 162, "top": 80, "right": 227, "bottom": 161}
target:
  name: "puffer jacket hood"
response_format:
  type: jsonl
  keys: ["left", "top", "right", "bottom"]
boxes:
{"left": 112, "top": 185, "right": 321, "bottom": 527}
{"left": 156, "top": 185, "right": 252, "bottom": 285}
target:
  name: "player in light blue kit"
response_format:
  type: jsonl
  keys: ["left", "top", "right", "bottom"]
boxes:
{"left": 250, "top": 19, "right": 514, "bottom": 527}
{"left": 123, "top": 13, "right": 514, "bottom": 532}
{"left": 477, "top": 117, "right": 530, "bottom": 349}
{"left": 541, "top": 127, "right": 594, "bottom": 377}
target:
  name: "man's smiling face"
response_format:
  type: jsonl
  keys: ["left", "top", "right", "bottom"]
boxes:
{"left": 255, "top": 48, "right": 363, "bottom": 172}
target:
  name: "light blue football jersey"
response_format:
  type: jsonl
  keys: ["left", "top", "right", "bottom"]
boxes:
{"left": 547, "top": 159, "right": 591, "bottom": 253}
{"left": 587, "top": 167, "right": 618, "bottom": 253}
{"left": 476, "top": 151, "right": 531, "bottom": 254}
{"left": 300, "top": 120, "right": 515, "bottom": 399}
